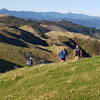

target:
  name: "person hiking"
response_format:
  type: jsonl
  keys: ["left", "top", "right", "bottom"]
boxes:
{"left": 59, "top": 48, "right": 68, "bottom": 62}
{"left": 26, "top": 57, "right": 33, "bottom": 66}
{"left": 73, "top": 44, "right": 82, "bottom": 60}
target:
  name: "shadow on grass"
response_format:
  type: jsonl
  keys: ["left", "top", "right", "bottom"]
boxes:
{"left": 64, "top": 38, "right": 91, "bottom": 58}
{"left": 0, "top": 34, "right": 28, "bottom": 47}
{"left": 0, "top": 27, "right": 49, "bottom": 47}
{"left": 0, "top": 59, "right": 23, "bottom": 73}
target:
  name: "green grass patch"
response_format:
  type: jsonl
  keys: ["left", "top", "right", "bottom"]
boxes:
{"left": 0, "top": 56, "right": 100, "bottom": 100}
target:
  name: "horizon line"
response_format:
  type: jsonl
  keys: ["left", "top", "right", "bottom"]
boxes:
{"left": 0, "top": 8, "right": 100, "bottom": 18}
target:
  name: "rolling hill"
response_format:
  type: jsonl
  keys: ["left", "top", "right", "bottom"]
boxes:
{"left": 0, "top": 15, "right": 100, "bottom": 73}
{"left": 0, "top": 56, "right": 100, "bottom": 100}
{"left": 1, "top": 8, "right": 100, "bottom": 28}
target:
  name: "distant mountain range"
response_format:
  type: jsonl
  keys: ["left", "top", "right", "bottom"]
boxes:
{"left": 0, "top": 8, "right": 100, "bottom": 29}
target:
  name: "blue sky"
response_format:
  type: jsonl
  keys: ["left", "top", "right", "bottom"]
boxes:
{"left": 0, "top": 0, "right": 100, "bottom": 16}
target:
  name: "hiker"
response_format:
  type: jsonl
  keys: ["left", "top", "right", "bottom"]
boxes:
{"left": 59, "top": 48, "right": 68, "bottom": 62}
{"left": 73, "top": 44, "right": 82, "bottom": 60}
{"left": 26, "top": 57, "right": 33, "bottom": 66}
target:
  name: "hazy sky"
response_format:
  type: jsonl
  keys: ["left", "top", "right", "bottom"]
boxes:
{"left": 0, "top": 0, "right": 100, "bottom": 16}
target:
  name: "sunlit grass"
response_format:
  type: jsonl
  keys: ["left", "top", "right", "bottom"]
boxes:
{"left": 0, "top": 56, "right": 100, "bottom": 100}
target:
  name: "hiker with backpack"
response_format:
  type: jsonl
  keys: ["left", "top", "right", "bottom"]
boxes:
{"left": 26, "top": 57, "right": 33, "bottom": 66}
{"left": 73, "top": 44, "right": 82, "bottom": 60}
{"left": 59, "top": 48, "right": 68, "bottom": 62}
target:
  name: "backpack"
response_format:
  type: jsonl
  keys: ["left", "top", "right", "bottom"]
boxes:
{"left": 59, "top": 50, "right": 66, "bottom": 58}
{"left": 27, "top": 60, "right": 33, "bottom": 66}
{"left": 74, "top": 48, "right": 80, "bottom": 55}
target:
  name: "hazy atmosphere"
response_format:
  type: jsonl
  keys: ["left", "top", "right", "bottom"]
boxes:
{"left": 0, "top": 0, "right": 100, "bottom": 16}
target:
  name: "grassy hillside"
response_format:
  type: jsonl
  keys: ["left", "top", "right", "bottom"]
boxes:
{"left": 1, "top": 29, "right": 100, "bottom": 73}
{"left": 0, "top": 15, "right": 100, "bottom": 38}
{"left": 0, "top": 15, "right": 100, "bottom": 72}
{"left": 39, "top": 20, "right": 100, "bottom": 39}
{"left": 46, "top": 31, "right": 100, "bottom": 57}
{"left": 0, "top": 42, "right": 57, "bottom": 73}
{"left": 0, "top": 56, "right": 100, "bottom": 100}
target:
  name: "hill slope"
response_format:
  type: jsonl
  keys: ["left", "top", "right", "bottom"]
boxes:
{"left": 0, "top": 15, "right": 100, "bottom": 72}
{"left": 0, "top": 56, "right": 100, "bottom": 100}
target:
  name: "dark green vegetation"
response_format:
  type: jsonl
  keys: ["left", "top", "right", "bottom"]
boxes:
{"left": 0, "top": 15, "right": 100, "bottom": 72}
{"left": 0, "top": 56, "right": 100, "bottom": 100}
